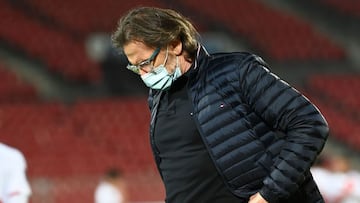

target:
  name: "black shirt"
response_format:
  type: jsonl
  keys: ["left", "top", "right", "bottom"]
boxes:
{"left": 153, "top": 71, "right": 242, "bottom": 203}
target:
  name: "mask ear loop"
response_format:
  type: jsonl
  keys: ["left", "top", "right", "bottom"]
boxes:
{"left": 176, "top": 55, "right": 179, "bottom": 68}
{"left": 174, "top": 56, "right": 180, "bottom": 74}
{"left": 162, "top": 46, "right": 169, "bottom": 66}
{"left": 149, "top": 46, "right": 169, "bottom": 74}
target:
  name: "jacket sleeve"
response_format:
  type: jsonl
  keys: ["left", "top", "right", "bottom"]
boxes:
{"left": 238, "top": 54, "right": 329, "bottom": 202}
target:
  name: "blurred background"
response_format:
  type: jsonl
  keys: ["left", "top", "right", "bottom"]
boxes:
{"left": 0, "top": 0, "right": 359, "bottom": 202}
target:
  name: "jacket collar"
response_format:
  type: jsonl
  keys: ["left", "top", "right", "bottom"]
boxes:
{"left": 193, "top": 44, "right": 210, "bottom": 70}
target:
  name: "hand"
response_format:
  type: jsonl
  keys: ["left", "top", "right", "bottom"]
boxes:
{"left": 248, "top": 192, "right": 268, "bottom": 203}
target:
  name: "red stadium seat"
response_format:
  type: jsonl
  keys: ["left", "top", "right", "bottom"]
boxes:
{"left": 180, "top": 0, "right": 346, "bottom": 61}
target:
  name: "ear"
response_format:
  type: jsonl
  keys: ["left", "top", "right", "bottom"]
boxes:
{"left": 170, "top": 40, "right": 183, "bottom": 56}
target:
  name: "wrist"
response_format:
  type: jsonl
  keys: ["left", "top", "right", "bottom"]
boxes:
{"left": 259, "top": 187, "right": 278, "bottom": 203}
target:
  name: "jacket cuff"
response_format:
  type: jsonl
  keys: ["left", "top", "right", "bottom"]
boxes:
{"left": 259, "top": 187, "right": 279, "bottom": 203}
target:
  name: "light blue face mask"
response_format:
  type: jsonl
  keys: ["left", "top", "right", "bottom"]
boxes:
{"left": 141, "top": 49, "right": 182, "bottom": 90}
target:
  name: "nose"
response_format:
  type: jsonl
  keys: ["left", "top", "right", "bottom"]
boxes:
{"left": 139, "top": 69, "right": 147, "bottom": 75}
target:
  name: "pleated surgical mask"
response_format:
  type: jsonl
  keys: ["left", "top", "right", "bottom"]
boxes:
{"left": 141, "top": 49, "right": 182, "bottom": 90}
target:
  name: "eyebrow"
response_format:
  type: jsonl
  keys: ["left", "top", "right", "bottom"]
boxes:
{"left": 125, "top": 52, "right": 138, "bottom": 66}
{"left": 132, "top": 58, "right": 150, "bottom": 66}
{"left": 131, "top": 47, "right": 161, "bottom": 66}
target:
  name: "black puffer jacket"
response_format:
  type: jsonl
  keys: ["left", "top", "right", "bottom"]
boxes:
{"left": 148, "top": 46, "right": 329, "bottom": 202}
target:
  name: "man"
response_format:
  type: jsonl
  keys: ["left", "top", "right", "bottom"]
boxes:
{"left": 111, "top": 7, "right": 329, "bottom": 203}
{"left": 95, "top": 168, "right": 128, "bottom": 203}
{"left": 311, "top": 155, "right": 360, "bottom": 203}
{"left": 0, "top": 143, "right": 31, "bottom": 203}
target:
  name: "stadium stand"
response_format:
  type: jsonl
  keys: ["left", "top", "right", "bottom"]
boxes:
{"left": 18, "top": 0, "right": 164, "bottom": 37}
{"left": 0, "top": 0, "right": 101, "bottom": 83}
{"left": 305, "top": 74, "right": 360, "bottom": 150}
{"left": 179, "top": 0, "right": 346, "bottom": 61}
{"left": 0, "top": 98, "right": 165, "bottom": 202}
{"left": 0, "top": 0, "right": 359, "bottom": 202}
{"left": 319, "top": 0, "right": 360, "bottom": 18}
{"left": 0, "top": 62, "right": 38, "bottom": 102}
{"left": 309, "top": 74, "right": 360, "bottom": 111}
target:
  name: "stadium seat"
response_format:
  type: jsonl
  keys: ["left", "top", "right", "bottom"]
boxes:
{"left": 180, "top": 0, "right": 346, "bottom": 61}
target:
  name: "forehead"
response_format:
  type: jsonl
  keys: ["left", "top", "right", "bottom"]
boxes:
{"left": 123, "top": 40, "right": 153, "bottom": 58}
